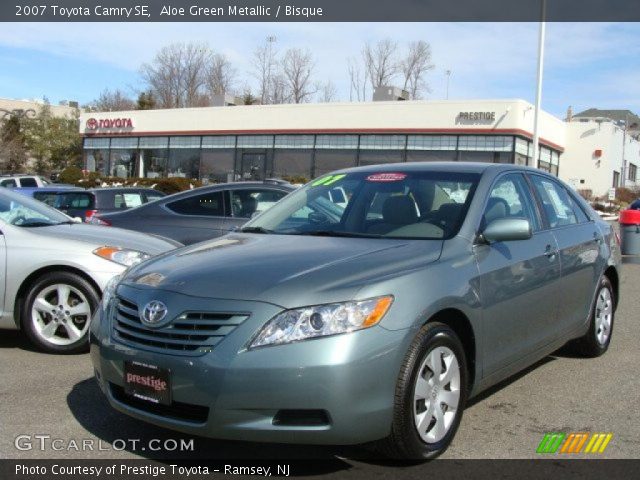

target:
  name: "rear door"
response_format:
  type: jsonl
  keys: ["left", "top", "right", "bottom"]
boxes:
{"left": 475, "top": 173, "right": 562, "bottom": 375}
{"left": 159, "top": 189, "right": 228, "bottom": 244}
{"left": 528, "top": 174, "right": 604, "bottom": 336}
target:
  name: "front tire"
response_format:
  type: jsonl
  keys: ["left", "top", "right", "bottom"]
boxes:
{"left": 377, "top": 322, "right": 468, "bottom": 460}
{"left": 21, "top": 272, "right": 99, "bottom": 354}
{"left": 571, "top": 276, "right": 615, "bottom": 358}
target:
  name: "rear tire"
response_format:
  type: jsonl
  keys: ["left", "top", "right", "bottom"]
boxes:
{"left": 570, "top": 276, "right": 615, "bottom": 358}
{"left": 21, "top": 272, "right": 99, "bottom": 354}
{"left": 376, "top": 322, "right": 468, "bottom": 460}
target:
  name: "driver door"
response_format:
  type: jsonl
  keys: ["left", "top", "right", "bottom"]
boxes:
{"left": 474, "top": 173, "right": 562, "bottom": 376}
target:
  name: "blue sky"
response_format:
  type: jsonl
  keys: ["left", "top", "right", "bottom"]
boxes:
{"left": 0, "top": 22, "right": 639, "bottom": 119}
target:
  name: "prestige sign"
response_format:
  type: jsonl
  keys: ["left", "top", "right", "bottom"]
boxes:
{"left": 85, "top": 117, "right": 134, "bottom": 131}
{"left": 456, "top": 111, "right": 496, "bottom": 125}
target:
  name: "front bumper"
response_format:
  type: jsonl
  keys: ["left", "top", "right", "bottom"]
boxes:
{"left": 90, "top": 286, "right": 412, "bottom": 445}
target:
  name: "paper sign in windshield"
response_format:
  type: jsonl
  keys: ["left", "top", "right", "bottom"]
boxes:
{"left": 366, "top": 173, "right": 407, "bottom": 182}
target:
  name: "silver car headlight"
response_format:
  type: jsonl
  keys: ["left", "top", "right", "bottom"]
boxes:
{"left": 101, "top": 274, "right": 121, "bottom": 312}
{"left": 249, "top": 296, "right": 393, "bottom": 349}
{"left": 93, "top": 246, "right": 150, "bottom": 267}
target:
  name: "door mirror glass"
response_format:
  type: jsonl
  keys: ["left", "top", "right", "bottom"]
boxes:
{"left": 482, "top": 218, "right": 532, "bottom": 243}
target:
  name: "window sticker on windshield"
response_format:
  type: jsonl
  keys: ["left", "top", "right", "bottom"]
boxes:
{"left": 312, "top": 174, "right": 346, "bottom": 187}
{"left": 366, "top": 173, "right": 407, "bottom": 182}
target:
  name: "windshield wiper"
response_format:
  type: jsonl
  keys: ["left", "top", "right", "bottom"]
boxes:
{"left": 19, "top": 221, "right": 58, "bottom": 227}
{"left": 239, "top": 226, "right": 274, "bottom": 234}
{"left": 300, "top": 230, "right": 383, "bottom": 238}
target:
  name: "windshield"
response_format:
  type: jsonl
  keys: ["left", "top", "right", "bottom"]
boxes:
{"left": 243, "top": 170, "right": 480, "bottom": 239}
{"left": 0, "top": 189, "right": 72, "bottom": 227}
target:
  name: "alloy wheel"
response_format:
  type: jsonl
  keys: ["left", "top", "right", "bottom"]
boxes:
{"left": 413, "top": 345, "right": 461, "bottom": 443}
{"left": 594, "top": 286, "right": 613, "bottom": 346}
{"left": 31, "top": 283, "right": 92, "bottom": 346}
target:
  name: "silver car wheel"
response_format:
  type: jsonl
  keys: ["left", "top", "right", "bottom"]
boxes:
{"left": 31, "top": 283, "right": 92, "bottom": 346}
{"left": 594, "top": 286, "right": 613, "bottom": 346}
{"left": 413, "top": 345, "right": 461, "bottom": 444}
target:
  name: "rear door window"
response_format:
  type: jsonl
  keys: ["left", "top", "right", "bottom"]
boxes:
{"left": 114, "top": 193, "right": 145, "bottom": 208}
{"left": 55, "top": 192, "right": 93, "bottom": 209}
{"left": 529, "top": 175, "right": 578, "bottom": 228}
{"left": 166, "top": 191, "right": 225, "bottom": 216}
{"left": 230, "top": 189, "right": 288, "bottom": 218}
{"left": 19, "top": 177, "right": 38, "bottom": 187}
{"left": 33, "top": 192, "right": 59, "bottom": 207}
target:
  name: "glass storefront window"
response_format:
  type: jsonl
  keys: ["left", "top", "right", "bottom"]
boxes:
{"left": 237, "top": 135, "right": 273, "bottom": 148}
{"left": 84, "top": 149, "right": 109, "bottom": 175}
{"left": 358, "top": 150, "right": 403, "bottom": 165}
{"left": 200, "top": 149, "right": 235, "bottom": 183}
{"left": 168, "top": 148, "right": 200, "bottom": 179}
{"left": 109, "top": 150, "right": 137, "bottom": 178}
{"left": 406, "top": 151, "right": 457, "bottom": 162}
{"left": 315, "top": 135, "right": 358, "bottom": 149}
{"left": 407, "top": 135, "right": 457, "bottom": 151}
{"left": 139, "top": 137, "right": 169, "bottom": 149}
{"left": 458, "top": 135, "right": 513, "bottom": 152}
{"left": 273, "top": 150, "right": 313, "bottom": 181}
{"left": 274, "top": 135, "right": 315, "bottom": 149}
{"left": 458, "top": 151, "right": 513, "bottom": 163}
{"left": 140, "top": 148, "right": 168, "bottom": 178}
{"left": 202, "top": 136, "right": 235, "bottom": 148}
{"left": 359, "top": 135, "right": 405, "bottom": 150}
{"left": 313, "top": 150, "right": 357, "bottom": 177}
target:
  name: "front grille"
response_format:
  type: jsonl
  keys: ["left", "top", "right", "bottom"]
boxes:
{"left": 112, "top": 295, "right": 249, "bottom": 356}
{"left": 110, "top": 383, "right": 209, "bottom": 423}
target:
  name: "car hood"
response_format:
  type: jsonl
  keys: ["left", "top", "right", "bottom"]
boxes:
{"left": 123, "top": 233, "right": 443, "bottom": 308}
{"left": 29, "top": 223, "right": 180, "bottom": 254}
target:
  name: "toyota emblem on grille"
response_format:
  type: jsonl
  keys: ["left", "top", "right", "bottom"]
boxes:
{"left": 141, "top": 301, "right": 168, "bottom": 326}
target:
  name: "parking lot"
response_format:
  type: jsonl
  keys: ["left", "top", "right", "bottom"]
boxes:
{"left": 1, "top": 258, "right": 639, "bottom": 470}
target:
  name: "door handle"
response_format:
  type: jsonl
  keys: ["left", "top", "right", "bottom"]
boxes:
{"left": 544, "top": 244, "right": 558, "bottom": 259}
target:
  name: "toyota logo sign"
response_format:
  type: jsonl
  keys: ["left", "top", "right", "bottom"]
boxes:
{"left": 140, "top": 301, "right": 168, "bottom": 326}
{"left": 86, "top": 118, "right": 98, "bottom": 130}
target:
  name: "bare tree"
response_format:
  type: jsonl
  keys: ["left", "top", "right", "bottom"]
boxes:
{"left": 347, "top": 57, "right": 367, "bottom": 101}
{"left": 206, "top": 53, "right": 236, "bottom": 97}
{"left": 400, "top": 41, "right": 435, "bottom": 99}
{"left": 269, "top": 73, "right": 289, "bottom": 105}
{"left": 317, "top": 80, "right": 338, "bottom": 103}
{"left": 92, "top": 89, "right": 135, "bottom": 111}
{"left": 141, "top": 42, "right": 211, "bottom": 108}
{"left": 282, "top": 48, "right": 317, "bottom": 103}
{"left": 252, "top": 37, "right": 279, "bottom": 104}
{"left": 363, "top": 39, "right": 399, "bottom": 90}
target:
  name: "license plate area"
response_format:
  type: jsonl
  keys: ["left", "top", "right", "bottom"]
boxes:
{"left": 123, "top": 361, "right": 171, "bottom": 405}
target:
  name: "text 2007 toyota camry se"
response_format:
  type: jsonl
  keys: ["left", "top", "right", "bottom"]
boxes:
{"left": 91, "top": 163, "right": 621, "bottom": 459}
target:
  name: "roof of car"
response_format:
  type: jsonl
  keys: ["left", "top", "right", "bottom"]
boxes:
{"left": 336, "top": 162, "right": 537, "bottom": 175}
{"left": 86, "top": 187, "right": 164, "bottom": 193}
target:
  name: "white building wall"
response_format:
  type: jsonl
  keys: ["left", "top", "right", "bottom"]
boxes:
{"left": 561, "top": 120, "right": 640, "bottom": 197}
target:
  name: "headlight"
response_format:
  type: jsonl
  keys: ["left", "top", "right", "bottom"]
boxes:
{"left": 249, "top": 296, "right": 393, "bottom": 349}
{"left": 93, "top": 246, "right": 150, "bottom": 267}
{"left": 101, "top": 274, "right": 121, "bottom": 312}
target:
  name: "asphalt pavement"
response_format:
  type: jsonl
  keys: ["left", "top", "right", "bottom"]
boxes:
{"left": 1, "top": 258, "right": 639, "bottom": 471}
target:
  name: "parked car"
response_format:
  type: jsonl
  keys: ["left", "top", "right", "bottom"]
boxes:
{"left": 91, "top": 163, "right": 621, "bottom": 459}
{"left": 90, "top": 182, "right": 295, "bottom": 245}
{"left": 13, "top": 185, "right": 83, "bottom": 208}
{"left": 54, "top": 188, "right": 166, "bottom": 222}
{"left": 0, "top": 175, "right": 51, "bottom": 188}
{"left": 0, "top": 188, "right": 180, "bottom": 353}
{"left": 630, "top": 198, "right": 640, "bottom": 210}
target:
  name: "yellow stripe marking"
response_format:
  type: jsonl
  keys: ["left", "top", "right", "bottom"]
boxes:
{"left": 584, "top": 434, "right": 598, "bottom": 453}
{"left": 598, "top": 433, "right": 613, "bottom": 453}
{"left": 590, "top": 434, "right": 606, "bottom": 453}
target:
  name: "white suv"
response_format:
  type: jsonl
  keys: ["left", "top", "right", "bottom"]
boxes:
{"left": 0, "top": 175, "right": 50, "bottom": 188}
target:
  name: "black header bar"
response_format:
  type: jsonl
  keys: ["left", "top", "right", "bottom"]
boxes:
{"left": 3, "top": 0, "right": 640, "bottom": 22}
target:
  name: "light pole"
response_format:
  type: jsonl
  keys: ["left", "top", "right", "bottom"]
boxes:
{"left": 531, "top": 1, "right": 546, "bottom": 169}
{"left": 445, "top": 70, "right": 452, "bottom": 100}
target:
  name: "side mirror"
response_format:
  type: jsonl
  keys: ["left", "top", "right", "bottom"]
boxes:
{"left": 73, "top": 217, "right": 83, "bottom": 223}
{"left": 481, "top": 217, "right": 532, "bottom": 243}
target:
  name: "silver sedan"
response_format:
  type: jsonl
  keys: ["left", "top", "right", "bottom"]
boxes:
{"left": 0, "top": 188, "right": 179, "bottom": 353}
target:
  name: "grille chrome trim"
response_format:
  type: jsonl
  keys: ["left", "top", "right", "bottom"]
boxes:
{"left": 111, "top": 295, "right": 249, "bottom": 356}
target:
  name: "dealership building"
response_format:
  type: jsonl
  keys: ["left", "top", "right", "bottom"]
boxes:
{"left": 78, "top": 99, "right": 638, "bottom": 196}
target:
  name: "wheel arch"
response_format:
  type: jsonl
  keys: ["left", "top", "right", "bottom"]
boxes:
{"left": 13, "top": 266, "right": 102, "bottom": 329}
{"left": 603, "top": 265, "right": 619, "bottom": 310}
{"left": 423, "top": 308, "right": 477, "bottom": 392}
